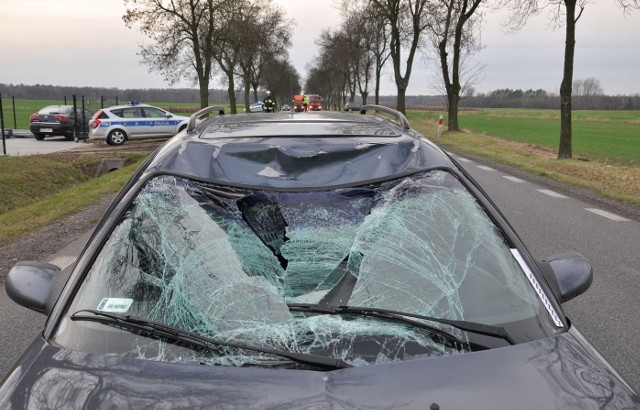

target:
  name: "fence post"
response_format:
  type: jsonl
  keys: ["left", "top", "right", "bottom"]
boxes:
{"left": 12, "top": 96, "right": 17, "bottom": 129}
{"left": 72, "top": 94, "right": 79, "bottom": 142}
{"left": 101, "top": 96, "right": 104, "bottom": 108}
{"left": 81, "top": 95, "right": 87, "bottom": 138}
{"left": 1, "top": 93, "right": 6, "bottom": 155}
{"left": 115, "top": 96, "right": 119, "bottom": 105}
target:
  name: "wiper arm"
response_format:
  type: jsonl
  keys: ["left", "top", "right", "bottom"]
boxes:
{"left": 71, "top": 309, "right": 352, "bottom": 370}
{"left": 287, "top": 303, "right": 515, "bottom": 346}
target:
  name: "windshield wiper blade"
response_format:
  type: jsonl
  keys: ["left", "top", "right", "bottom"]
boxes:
{"left": 287, "top": 303, "right": 515, "bottom": 346}
{"left": 71, "top": 309, "right": 352, "bottom": 370}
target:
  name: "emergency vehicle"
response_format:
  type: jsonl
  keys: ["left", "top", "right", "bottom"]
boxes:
{"left": 88, "top": 103, "right": 189, "bottom": 145}
{"left": 307, "top": 94, "right": 323, "bottom": 111}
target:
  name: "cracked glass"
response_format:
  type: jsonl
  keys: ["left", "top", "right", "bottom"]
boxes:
{"left": 57, "top": 170, "right": 549, "bottom": 368}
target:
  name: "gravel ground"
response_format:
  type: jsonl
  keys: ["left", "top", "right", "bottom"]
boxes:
{"left": 0, "top": 193, "right": 116, "bottom": 282}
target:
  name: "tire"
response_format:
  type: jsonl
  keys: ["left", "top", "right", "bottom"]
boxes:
{"left": 33, "top": 133, "right": 45, "bottom": 141}
{"left": 107, "top": 129, "right": 127, "bottom": 146}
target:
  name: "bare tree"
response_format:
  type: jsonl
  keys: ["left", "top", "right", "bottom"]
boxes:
{"left": 312, "top": 28, "right": 354, "bottom": 109}
{"left": 428, "top": 0, "right": 484, "bottom": 131}
{"left": 499, "top": 0, "right": 639, "bottom": 159}
{"left": 262, "top": 59, "right": 302, "bottom": 105}
{"left": 370, "top": 0, "right": 432, "bottom": 114}
{"left": 341, "top": 0, "right": 392, "bottom": 105}
{"left": 573, "top": 77, "right": 603, "bottom": 96}
{"left": 235, "top": 2, "right": 292, "bottom": 111}
{"left": 123, "top": 0, "right": 229, "bottom": 108}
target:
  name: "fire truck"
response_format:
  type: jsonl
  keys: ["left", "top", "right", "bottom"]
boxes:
{"left": 292, "top": 95, "right": 305, "bottom": 112}
{"left": 307, "top": 94, "right": 323, "bottom": 111}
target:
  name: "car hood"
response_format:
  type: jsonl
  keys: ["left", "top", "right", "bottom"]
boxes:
{"left": 1, "top": 328, "right": 637, "bottom": 409}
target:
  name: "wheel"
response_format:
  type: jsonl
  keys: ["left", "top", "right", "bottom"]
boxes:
{"left": 107, "top": 129, "right": 127, "bottom": 146}
{"left": 33, "top": 133, "right": 45, "bottom": 141}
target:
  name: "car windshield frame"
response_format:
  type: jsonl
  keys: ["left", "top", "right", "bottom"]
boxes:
{"left": 53, "top": 168, "right": 562, "bottom": 368}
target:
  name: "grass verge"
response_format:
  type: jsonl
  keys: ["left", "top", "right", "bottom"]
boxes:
{"left": 0, "top": 154, "right": 147, "bottom": 246}
{"left": 410, "top": 115, "right": 640, "bottom": 207}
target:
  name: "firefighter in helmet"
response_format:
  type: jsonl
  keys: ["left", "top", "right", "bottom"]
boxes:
{"left": 263, "top": 91, "right": 277, "bottom": 113}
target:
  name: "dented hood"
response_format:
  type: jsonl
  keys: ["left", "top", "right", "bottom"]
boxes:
{"left": 2, "top": 328, "right": 638, "bottom": 409}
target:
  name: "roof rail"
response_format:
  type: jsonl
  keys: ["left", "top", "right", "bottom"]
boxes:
{"left": 188, "top": 106, "right": 225, "bottom": 132}
{"left": 359, "top": 105, "right": 411, "bottom": 130}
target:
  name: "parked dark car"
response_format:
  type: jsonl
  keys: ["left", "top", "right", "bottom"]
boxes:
{"left": 29, "top": 105, "right": 93, "bottom": 141}
{"left": 344, "top": 102, "right": 363, "bottom": 112}
{"left": 2, "top": 106, "right": 638, "bottom": 408}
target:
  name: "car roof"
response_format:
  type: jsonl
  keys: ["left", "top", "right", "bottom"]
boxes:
{"left": 145, "top": 108, "right": 456, "bottom": 190}
{"left": 104, "top": 104, "right": 159, "bottom": 110}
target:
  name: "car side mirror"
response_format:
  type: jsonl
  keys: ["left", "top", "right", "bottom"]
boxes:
{"left": 538, "top": 252, "right": 593, "bottom": 304}
{"left": 5, "top": 261, "right": 61, "bottom": 315}
{"left": 165, "top": 113, "right": 172, "bottom": 118}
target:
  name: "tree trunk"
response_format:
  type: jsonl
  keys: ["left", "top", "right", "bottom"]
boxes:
{"left": 243, "top": 79, "right": 251, "bottom": 112}
{"left": 227, "top": 76, "right": 237, "bottom": 114}
{"left": 199, "top": 84, "right": 209, "bottom": 109}
{"left": 396, "top": 86, "right": 406, "bottom": 114}
{"left": 448, "top": 93, "right": 460, "bottom": 131}
{"left": 374, "top": 66, "right": 382, "bottom": 105}
{"left": 558, "top": 0, "right": 576, "bottom": 159}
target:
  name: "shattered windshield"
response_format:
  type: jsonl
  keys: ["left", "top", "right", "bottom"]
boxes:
{"left": 57, "top": 170, "right": 554, "bottom": 368}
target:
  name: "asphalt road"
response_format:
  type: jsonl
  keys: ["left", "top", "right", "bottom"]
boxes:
{"left": 447, "top": 151, "right": 640, "bottom": 392}
{"left": 0, "top": 141, "right": 638, "bottom": 394}
{"left": 0, "top": 135, "right": 90, "bottom": 156}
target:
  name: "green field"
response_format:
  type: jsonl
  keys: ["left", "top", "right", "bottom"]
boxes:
{"left": 409, "top": 109, "right": 640, "bottom": 166}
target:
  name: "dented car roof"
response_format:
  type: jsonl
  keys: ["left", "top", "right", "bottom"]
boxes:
{"left": 145, "top": 111, "right": 454, "bottom": 189}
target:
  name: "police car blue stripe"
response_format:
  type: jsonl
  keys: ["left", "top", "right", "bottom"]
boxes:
{"left": 99, "top": 120, "right": 183, "bottom": 128}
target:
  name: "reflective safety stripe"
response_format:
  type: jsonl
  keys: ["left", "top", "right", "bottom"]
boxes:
{"left": 100, "top": 120, "right": 182, "bottom": 128}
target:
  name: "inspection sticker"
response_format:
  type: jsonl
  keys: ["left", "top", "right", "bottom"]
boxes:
{"left": 97, "top": 298, "right": 133, "bottom": 313}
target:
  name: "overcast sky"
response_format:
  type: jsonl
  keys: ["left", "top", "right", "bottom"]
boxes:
{"left": 1, "top": 0, "right": 638, "bottom": 96}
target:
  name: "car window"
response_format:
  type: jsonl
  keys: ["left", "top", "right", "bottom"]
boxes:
{"left": 39, "top": 106, "right": 68, "bottom": 115}
{"left": 57, "top": 170, "right": 556, "bottom": 367}
{"left": 121, "top": 108, "right": 143, "bottom": 118}
{"left": 143, "top": 107, "right": 168, "bottom": 118}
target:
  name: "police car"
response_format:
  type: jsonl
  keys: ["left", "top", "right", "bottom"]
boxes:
{"left": 88, "top": 103, "right": 190, "bottom": 145}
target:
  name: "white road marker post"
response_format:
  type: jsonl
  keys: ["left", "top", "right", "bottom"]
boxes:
{"left": 437, "top": 114, "right": 443, "bottom": 138}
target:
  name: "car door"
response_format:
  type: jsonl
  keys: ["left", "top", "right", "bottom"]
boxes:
{"left": 141, "top": 106, "right": 174, "bottom": 137}
{"left": 117, "top": 107, "right": 145, "bottom": 138}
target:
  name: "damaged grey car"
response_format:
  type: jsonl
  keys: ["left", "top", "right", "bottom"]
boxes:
{"left": 2, "top": 106, "right": 639, "bottom": 408}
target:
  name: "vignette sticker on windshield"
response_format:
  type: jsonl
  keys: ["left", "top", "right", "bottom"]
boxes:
{"left": 97, "top": 298, "right": 134, "bottom": 313}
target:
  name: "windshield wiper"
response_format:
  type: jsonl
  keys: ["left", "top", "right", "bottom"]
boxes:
{"left": 71, "top": 309, "right": 352, "bottom": 370}
{"left": 287, "top": 303, "right": 515, "bottom": 346}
